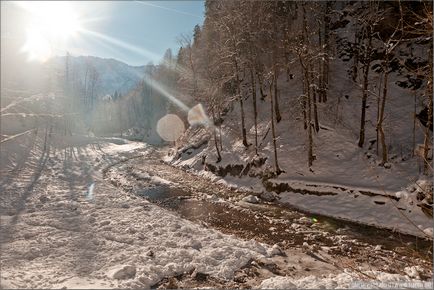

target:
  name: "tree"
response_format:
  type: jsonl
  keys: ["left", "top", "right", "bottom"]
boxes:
{"left": 268, "top": 73, "right": 281, "bottom": 174}
{"left": 193, "top": 24, "right": 201, "bottom": 47}
{"left": 376, "top": 2, "right": 403, "bottom": 165}
{"left": 357, "top": 1, "right": 379, "bottom": 148}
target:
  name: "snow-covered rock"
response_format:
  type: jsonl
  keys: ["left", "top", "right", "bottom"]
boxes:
{"left": 242, "top": 195, "right": 260, "bottom": 204}
{"left": 259, "top": 276, "right": 297, "bottom": 289}
{"left": 404, "top": 266, "right": 422, "bottom": 279}
{"left": 109, "top": 265, "right": 137, "bottom": 280}
{"left": 267, "top": 244, "right": 286, "bottom": 257}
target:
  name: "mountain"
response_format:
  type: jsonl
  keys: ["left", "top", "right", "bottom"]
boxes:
{"left": 1, "top": 55, "right": 148, "bottom": 98}
{"left": 48, "top": 55, "right": 148, "bottom": 97}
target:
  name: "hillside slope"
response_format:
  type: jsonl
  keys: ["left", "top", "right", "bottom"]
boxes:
{"left": 166, "top": 2, "right": 433, "bottom": 238}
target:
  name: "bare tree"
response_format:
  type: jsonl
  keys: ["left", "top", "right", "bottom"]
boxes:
{"left": 376, "top": 2, "right": 403, "bottom": 165}
{"left": 357, "top": 1, "right": 379, "bottom": 148}
{"left": 268, "top": 73, "right": 281, "bottom": 174}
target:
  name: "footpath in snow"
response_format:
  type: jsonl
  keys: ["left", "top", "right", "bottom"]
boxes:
{"left": 0, "top": 135, "right": 432, "bottom": 289}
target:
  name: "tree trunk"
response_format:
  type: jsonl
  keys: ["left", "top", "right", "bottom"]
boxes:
{"left": 310, "top": 62, "right": 319, "bottom": 132}
{"left": 377, "top": 55, "right": 389, "bottom": 165}
{"left": 423, "top": 42, "right": 433, "bottom": 174}
{"left": 273, "top": 68, "right": 282, "bottom": 123}
{"left": 301, "top": 3, "right": 308, "bottom": 130}
{"left": 269, "top": 77, "right": 281, "bottom": 174}
{"left": 212, "top": 108, "right": 222, "bottom": 163}
{"left": 412, "top": 90, "right": 416, "bottom": 157}
{"left": 250, "top": 67, "right": 258, "bottom": 155}
{"left": 376, "top": 71, "right": 383, "bottom": 155}
{"left": 306, "top": 68, "right": 314, "bottom": 167}
{"left": 318, "top": 24, "right": 323, "bottom": 103}
{"left": 322, "top": 1, "right": 331, "bottom": 102}
{"left": 302, "top": 76, "right": 308, "bottom": 130}
{"left": 257, "top": 70, "right": 266, "bottom": 100}
{"left": 352, "top": 33, "right": 359, "bottom": 82}
{"left": 423, "top": 97, "right": 432, "bottom": 174}
{"left": 188, "top": 45, "right": 198, "bottom": 97}
{"left": 272, "top": 1, "right": 281, "bottom": 124}
{"left": 358, "top": 30, "right": 372, "bottom": 148}
{"left": 234, "top": 59, "right": 248, "bottom": 147}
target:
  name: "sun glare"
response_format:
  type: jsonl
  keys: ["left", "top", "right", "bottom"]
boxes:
{"left": 18, "top": 1, "right": 81, "bottom": 62}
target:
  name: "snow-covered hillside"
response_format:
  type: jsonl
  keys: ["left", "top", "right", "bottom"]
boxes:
{"left": 166, "top": 2, "right": 433, "bottom": 239}
{"left": 48, "top": 55, "right": 148, "bottom": 97}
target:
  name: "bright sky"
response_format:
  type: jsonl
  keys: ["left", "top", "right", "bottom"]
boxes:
{"left": 1, "top": 1, "right": 205, "bottom": 66}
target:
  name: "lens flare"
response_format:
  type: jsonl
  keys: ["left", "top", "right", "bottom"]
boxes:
{"left": 80, "top": 29, "right": 161, "bottom": 63}
{"left": 156, "top": 114, "right": 185, "bottom": 142}
{"left": 21, "top": 28, "right": 52, "bottom": 62}
{"left": 188, "top": 103, "right": 211, "bottom": 126}
{"left": 17, "top": 1, "right": 81, "bottom": 62}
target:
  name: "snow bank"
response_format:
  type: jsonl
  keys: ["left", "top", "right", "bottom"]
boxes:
{"left": 279, "top": 185, "right": 432, "bottom": 238}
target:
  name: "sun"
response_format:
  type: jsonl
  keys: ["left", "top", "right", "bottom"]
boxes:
{"left": 18, "top": 1, "right": 81, "bottom": 62}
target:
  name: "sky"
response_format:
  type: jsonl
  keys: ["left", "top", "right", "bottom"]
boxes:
{"left": 1, "top": 1, "right": 205, "bottom": 66}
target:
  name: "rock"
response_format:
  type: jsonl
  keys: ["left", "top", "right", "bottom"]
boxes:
{"left": 166, "top": 277, "right": 178, "bottom": 289}
{"left": 298, "top": 217, "right": 313, "bottom": 225}
{"left": 291, "top": 223, "right": 300, "bottom": 229}
{"left": 146, "top": 250, "right": 154, "bottom": 258}
{"left": 383, "top": 162, "right": 392, "bottom": 169}
{"left": 260, "top": 191, "right": 277, "bottom": 202}
{"left": 404, "top": 266, "right": 421, "bottom": 279}
{"left": 233, "top": 273, "right": 247, "bottom": 283}
{"left": 268, "top": 244, "right": 286, "bottom": 257}
{"left": 109, "top": 265, "right": 136, "bottom": 280}
{"left": 191, "top": 240, "right": 202, "bottom": 250}
{"left": 100, "top": 220, "right": 111, "bottom": 226}
{"left": 208, "top": 194, "right": 219, "bottom": 201}
{"left": 192, "top": 271, "right": 208, "bottom": 281}
{"left": 242, "top": 195, "right": 260, "bottom": 204}
{"left": 39, "top": 196, "right": 49, "bottom": 203}
{"left": 374, "top": 245, "right": 382, "bottom": 251}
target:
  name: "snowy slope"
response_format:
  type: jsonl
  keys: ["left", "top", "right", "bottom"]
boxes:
{"left": 167, "top": 3, "right": 433, "bottom": 239}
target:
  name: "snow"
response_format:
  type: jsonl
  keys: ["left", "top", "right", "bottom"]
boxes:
{"left": 49, "top": 55, "right": 147, "bottom": 96}
{"left": 1, "top": 131, "right": 432, "bottom": 289}
{"left": 1, "top": 136, "right": 278, "bottom": 289}
{"left": 131, "top": 170, "right": 177, "bottom": 186}
{"left": 167, "top": 30, "right": 433, "bottom": 239}
{"left": 259, "top": 271, "right": 433, "bottom": 289}
{"left": 242, "top": 195, "right": 260, "bottom": 204}
{"left": 278, "top": 185, "right": 432, "bottom": 238}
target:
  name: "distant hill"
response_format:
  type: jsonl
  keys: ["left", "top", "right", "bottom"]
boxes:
{"left": 48, "top": 55, "right": 149, "bottom": 97}
{"left": 1, "top": 54, "right": 148, "bottom": 98}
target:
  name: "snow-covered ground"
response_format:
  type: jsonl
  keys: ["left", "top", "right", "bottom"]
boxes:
{"left": 2, "top": 135, "right": 432, "bottom": 289}
{"left": 167, "top": 126, "right": 433, "bottom": 239}
{"left": 0, "top": 137, "right": 268, "bottom": 288}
